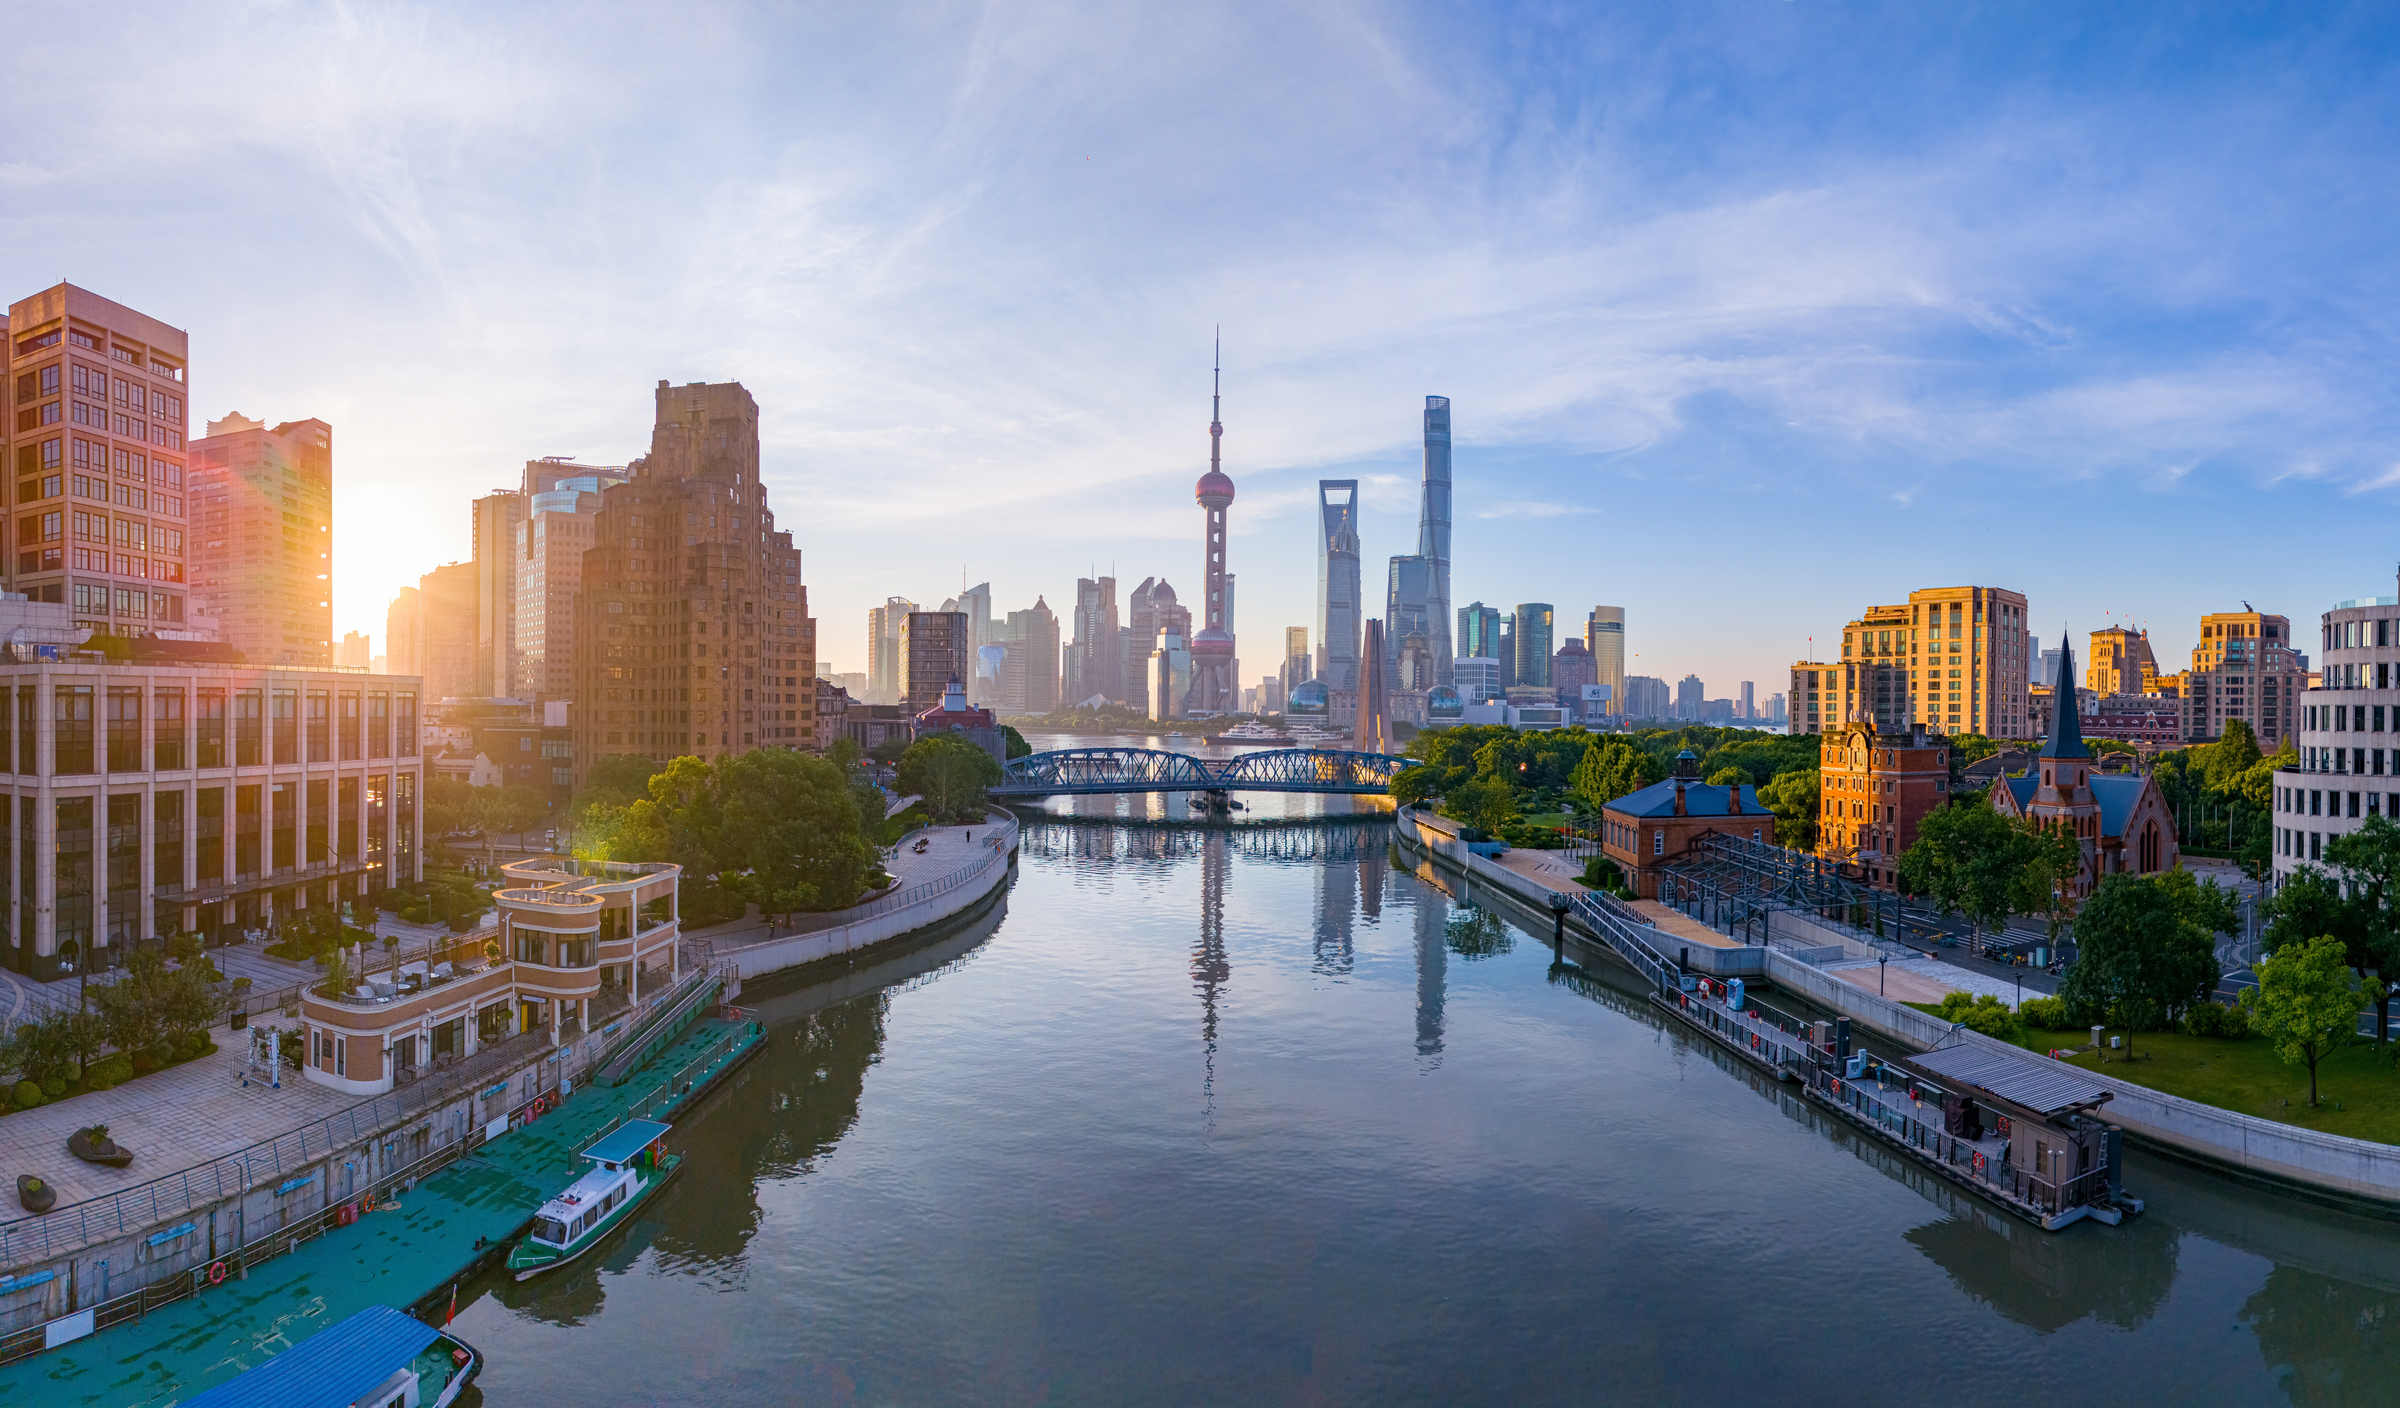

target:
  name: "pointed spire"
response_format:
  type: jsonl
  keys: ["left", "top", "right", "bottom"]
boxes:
{"left": 2043, "top": 629, "right": 2089, "bottom": 759}
{"left": 1209, "top": 325, "right": 1223, "bottom": 472}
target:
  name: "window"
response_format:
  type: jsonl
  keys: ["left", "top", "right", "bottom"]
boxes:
{"left": 154, "top": 688, "right": 185, "bottom": 770}
{"left": 54, "top": 686, "right": 93, "bottom": 774}
{"left": 1653, "top": 830, "right": 1664, "bottom": 856}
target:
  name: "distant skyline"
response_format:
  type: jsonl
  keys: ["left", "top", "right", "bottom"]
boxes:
{"left": 5, "top": 4, "right": 2398, "bottom": 691}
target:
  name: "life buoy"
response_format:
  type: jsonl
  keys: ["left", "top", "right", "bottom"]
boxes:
{"left": 207, "top": 1260, "right": 228, "bottom": 1285}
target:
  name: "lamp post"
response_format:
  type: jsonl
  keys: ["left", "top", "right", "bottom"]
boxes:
{"left": 1879, "top": 952, "right": 1888, "bottom": 995}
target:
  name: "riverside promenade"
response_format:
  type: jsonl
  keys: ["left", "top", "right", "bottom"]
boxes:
{"left": 1394, "top": 805, "right": 2400, "bottom": 1216}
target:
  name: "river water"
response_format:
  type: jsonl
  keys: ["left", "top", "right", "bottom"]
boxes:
{"left": 439, "top": 809, "right": 2400, "bottom": 1406}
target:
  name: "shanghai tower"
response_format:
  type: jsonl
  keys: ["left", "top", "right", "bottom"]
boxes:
{"left": 1419, "top": 396, "right": 1453, "bottom": 687}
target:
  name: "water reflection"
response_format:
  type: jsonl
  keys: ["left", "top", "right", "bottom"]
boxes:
{"left": 1194, "top": 829, "right": 1230, "bottom": 1132}
{"left": 2244, "top": 1267, "right": 2400, "bottom": 1406}
{"left": 1413, "top": 880, "right": 1445, "bottom": 1060}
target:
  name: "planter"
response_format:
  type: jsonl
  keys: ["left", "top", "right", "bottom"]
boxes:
{"left": 67, "top": 1126, "right": 133, "bottom": 1168}
{"left": 230, "top": 1009, "right": 249, "bottom": 1030}
{"left": 15, "top": 1176, "right": 53, "bottom": 1214}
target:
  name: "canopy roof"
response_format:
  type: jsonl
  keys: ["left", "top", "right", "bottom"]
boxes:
{"left": 583, "top": 1118, "right": 671, "bottom": 1165}
{"left": 1905, "top": 1043, "right": 2112, "bottom": 1119}
{"left": 181, "top": 1305, "right": 438, "bottom": 1408}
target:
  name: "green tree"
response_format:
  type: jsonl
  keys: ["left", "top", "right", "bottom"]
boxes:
{"left": 1389, "top": 764, "right": 1441, "bottom": 807}
{"left": 2057, "top": 872, "right": 2224, "bottom": 1045}
{"left": 716, "top": 749, "right": 879, "bottom": 914}
{"left": 897, "top": 734, "right": 1004, "bottom": 823}
{"left": 89, "top": 948, "right": 176, "bottom": 1056}
{"left": 2265, "top": 865, "right": 2359, "bottom": 958}
{"left": 1705, "top": 766, "right": 1746, "bottom": 786}
{"left": 1444, "top": 776, "right": 1519, "bottom": 838}
{"left": 2323, "top": 815, "right": 2400, "bottom": 1043}
{"left": 1000, "top": 725, "right": 1033, "bottom": 760}
{"left": 571, "top": 753, "right": 663, "bottom": 815}
{"left": 1568, "top": 739, "right": 1665, "bottom": 811}
{"left": 1897, "top": 803, "right": 2030, "bottom": 949}
{"left": 1757, "top": 769, "right": 1820, "bottom": 850}
{"left": 2202, "top": 718, "right": 2263, "bottom": 795}
{"left": 2008, "top": 817, "right": 2086, "bottom": 950}
{"left": 2240, "top": 934, "right": 2366, "bottom": 1108}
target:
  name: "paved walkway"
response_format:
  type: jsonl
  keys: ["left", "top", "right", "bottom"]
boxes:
{"left": 1824, "top": 954, "right": 2027, "bottom": 1006}
{"left": 689, "top": 819, "right": 1005, "bottom": 950}
{"left": 0, "top": 1037, "right": 351, "bottom": 1208}
{"left": 1489, "top": 848, "right": 1590, "bottom": 894}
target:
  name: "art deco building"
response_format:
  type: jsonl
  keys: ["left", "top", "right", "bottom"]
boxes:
{"left": 572, "top": 380, "right": 815, "bottom": 779}
{"left": 2179, "top": 609, "right": 2299, "bottom": 747}
{"left": 1801, "top": 586, "right": 2033, "bottom": 738}
{"left": 5, "top": 284, "right": 194, "bottom": 633}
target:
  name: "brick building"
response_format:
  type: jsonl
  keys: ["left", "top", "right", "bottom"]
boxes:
{"left": 1598, "top": 749, "right": 1773, "bottom": 899}
{"left": 1991, "top": 640, "right": 2178, "bottom": 891}
{"left": 1816, "top": 720, "right": 1956, "bottom": 890}
{"left": 2178, "top": 609, "right": 2300, "bottom": 747}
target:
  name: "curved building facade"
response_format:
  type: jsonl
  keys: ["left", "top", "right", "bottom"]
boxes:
{"left": 2274, "top": 592, "right": 2399, "bottom": 884}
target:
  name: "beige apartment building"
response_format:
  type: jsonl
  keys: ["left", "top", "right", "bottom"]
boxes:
{"left": 2181, "top": 609, "right": 2300, "bottom": 747}
{"left": 514, "top": 469, "right": 624, "bottom": 702}
{"left": 188, "top": 412, "right": 333, "bottom": 666}
{"left": 5, "top": 284, "right": 194, "bottom": 634}
{"left": 1789, "top": 586, "right": 2032, "bottom": 738}
{"left": 2086, "top": 626, "right": 2159, "bottom": 698}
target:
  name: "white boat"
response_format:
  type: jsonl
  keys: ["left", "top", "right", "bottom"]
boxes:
{"left": 508, "top": 1118, "right": 680, "bottom": 1280}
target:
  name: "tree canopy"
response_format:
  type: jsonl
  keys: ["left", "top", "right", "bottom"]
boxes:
{"left": 897, "top": 734, "right": 1003, "bottom": 823}
{"left": 1896, "top": 804, "right": 2031, "bottom": 943}
{"left": 2057, "top": 871, "right": 2224, "bottom": 1037}
{"left": 2241, "top": 934, "right": 2365, "bottom": 1108}
{"left": 574, "top": 748, "right": 880, "bottom": 913}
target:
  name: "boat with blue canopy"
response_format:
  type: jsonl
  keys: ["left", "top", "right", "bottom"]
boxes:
{"left": 179, "top": 1303, "right": 480, "bottom": 1408}
{"left": 507, "top": 1116, "right": 680, "bottom": 1280}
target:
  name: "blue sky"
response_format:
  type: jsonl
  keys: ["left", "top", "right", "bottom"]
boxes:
{"left": 5, "top": 2, "right": 2397, "bottom": 693}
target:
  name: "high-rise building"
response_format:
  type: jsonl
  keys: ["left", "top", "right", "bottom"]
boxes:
{"left": 1497, "top": 612, "right": 1516, "bottom": 690}
{"left": 1623, "top": 675, "right": 1670, "bottom": 719}
{"left": 2182, "top": 608, "right": 2299, "bottom": 746}
{"left": 1586, "top": 606, "right": 1624, "bottom": 718}
{"left": 1188, "top": 358, "right": 1240, "bottom": 714}
{"left": 1385, "top": 554, "right": 1430, "bottom": 691}
{"left": 1675, "top": 674, "right": 1705, "bottom": 719}
{"left": 999, "top": 597, "right": 1061, "bottom": 715}
{"left": 470, "top": 489, "right": 525, "bottom": 696}
{"left": 572, "top": 380, "right": 814, "bottom": 776}
{"left": 942, "top": 581, "right": 996, "bottom": 705}
{"left": 2087, "top": 626, "right": 2160, "bottom": 699}
{"left": 1805, "top": 586, "right": 2033, "bottom": 737}
{"left": 1148, "top": 623, "right": 1191, "bottom": 721}
{"left": 396, "top": 562, "right": 477, "bottom": 705}
{"left": 901, "top": 611, "right": 970, "bottom": 714}
{"left": 514, "top": 471, "right": 624, "bottom": 702}
{"left": 1552, "top": 640, "right": 1597, "bottom": 714}
{"left": 4, "top": 284, "right": 194, "bottom": 634}
{"left": 1513, "top": 604, "right": 1554, "bottom": 688}
{"left": 386, "top": 586, "right": 422, "bottom": 676}
{"left": 336, "top": 631, "right": 370, "bottom": 670}
{"left": 1280, "top": 625, "right": 1311, "bottom": 704}
{"left": 1316, "top": 481, "right": 1361, "bottom": 692}
{"left": 867, "top": 597, "right": 916, "bottom": 706}
{"left": 1418, "top": 396, "right": 1453, "bottom": 687}
{"left": 1355, "top": 618, "right": 1390, "bottom": 752}
{"left": 1739, "top": 681, "right": 1755, "bottom": 720}
{"left": 187, "top": 412, "right": 332, "bottom": 666}
{"left": 1068, "top": 576, "right": 1119, "bottom": 704}
{"left": 1458, "top": 602, "right": 1502, "bottom": 662}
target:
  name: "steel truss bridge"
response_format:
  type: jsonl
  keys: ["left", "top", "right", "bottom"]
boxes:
{"left": 1656, "top": 833, "right": 1902, "bottom": 949}
{"left": 994, "top": 747, "right": 1414, "bottom": 798}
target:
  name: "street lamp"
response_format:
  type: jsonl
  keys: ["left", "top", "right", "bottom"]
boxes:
{"left": 1878, "top": 952, "right": 1888, "bottom": 995}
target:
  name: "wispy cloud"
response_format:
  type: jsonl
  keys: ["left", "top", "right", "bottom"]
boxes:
{"left": 1475, "top": 501, "right": 1595, "bottom": 520}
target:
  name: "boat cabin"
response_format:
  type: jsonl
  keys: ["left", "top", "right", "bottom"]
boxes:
{"left": 180, "top": 1304, "right": 480, "bottom": 1408}
{"left": 1898, "top": 1043, "right": 2125, "bottom": 1221}
{"left": 529, "top": 1117, "right": 671, "bottom": 1249}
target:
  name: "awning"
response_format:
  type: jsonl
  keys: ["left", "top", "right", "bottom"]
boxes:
{"left": 1903, "top": 1043, "right": 2112, "bottom": 1119}
{"left": 181, "top": 1305, "right": 439, "bottom": 1408}
{"left": 582, "top": 1117, "right": 671, "bottom": 1165}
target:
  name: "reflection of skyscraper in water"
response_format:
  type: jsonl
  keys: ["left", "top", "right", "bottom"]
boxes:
{"left": 1414, "top": 885, "right": 1446, "bottom": 1061}
{"left": 1358, "top": 839, "right": 1387, "bottom": 922}
{"left": 1313, "top": 849, "right": 1356, "bottom": 975}
{"left": 1193, "top": 829, "right": 1231, "bottom": 1134}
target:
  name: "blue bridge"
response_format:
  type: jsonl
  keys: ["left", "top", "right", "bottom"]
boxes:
{"left": 993, "top": 747, "right": 1416, "bottom": 798}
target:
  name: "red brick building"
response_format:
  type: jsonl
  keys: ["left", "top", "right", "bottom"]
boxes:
{"left": 1599, "top": 749, "right": 1773, "bottom": 899}
{"left": 1818, "top": 721, "right": 1956, "bottom": 890}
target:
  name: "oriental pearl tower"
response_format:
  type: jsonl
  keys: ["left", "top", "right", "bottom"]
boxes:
{"left": 1188, "top": 336, "right": 1239, "bottom": 714}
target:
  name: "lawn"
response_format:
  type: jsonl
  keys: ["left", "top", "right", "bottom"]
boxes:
{"left": 2009, "top": 1026, "right": 2400, "bottom": 1146}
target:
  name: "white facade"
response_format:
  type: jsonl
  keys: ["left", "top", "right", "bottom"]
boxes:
{"left": 2275, "top": 593, "right": 2400, "bottom": 884}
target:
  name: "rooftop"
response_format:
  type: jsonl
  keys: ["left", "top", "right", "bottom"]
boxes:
{"left": 1905, "top": 1042, "right": 2113, "bottom": 1118}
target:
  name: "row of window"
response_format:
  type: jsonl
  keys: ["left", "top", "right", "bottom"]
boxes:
{"left": 2325, "top": 618, "right": 2394, "bottom": 652}
{"left": 70, "top": 584, "right": 182, "bottom": 620}
{"left": 2280, "top": 785, "right": 2395, "bottom": 815}
{"left": 10, "top": 328, "right": 182, "bottom": 379}
{"left": 2296, "top": 746, "right": 2400, "bottom": 775}
{"left": 2306, "top": 703, "right": 2400, "bottom": 733}
{"left": 0, "top": 686, "right": 420, "bottom": 774}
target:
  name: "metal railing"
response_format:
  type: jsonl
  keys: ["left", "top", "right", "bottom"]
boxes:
{"left": 1807, "top": 1061, "right": 2110, "bottom": 1218}
{"left": 593, "top": 966, "right": 725, "bottom": 1087}
{"left": 1568, "top": 891, "right": 1684, "bottom": 993}
{"left": 0, "top": 1025, "right": 550, "bottom": 1269}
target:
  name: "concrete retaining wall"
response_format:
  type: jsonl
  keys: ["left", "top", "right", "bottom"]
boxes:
{"left": 719, "top": 813, "right": 1018, "bottom": 983}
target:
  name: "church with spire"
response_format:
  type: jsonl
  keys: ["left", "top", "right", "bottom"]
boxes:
{"left": 1990, "top": 634, "right": 2179, "bottom": 892}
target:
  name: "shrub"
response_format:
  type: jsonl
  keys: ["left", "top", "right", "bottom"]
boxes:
{"left": 36, "top": 1073, "right": 66, "bottom": 1099}
{"left": 2181, "top": 1002, "right": 2252, "bottom": 1039}
{"left": 85, "top": 1053, "right": 133, "bottom": 1089}
{"left": 1581, "top": 856, "right": 1624, "bottom": 891}
{"left": 1933, "top": 990, "right": 2025, "bottom": 1041}
{"left": 2017, "top": 995, "right": 2070, "bottom": 1030}
{"left": 13, "top": 1081, "right": 43, "bottom": 1110}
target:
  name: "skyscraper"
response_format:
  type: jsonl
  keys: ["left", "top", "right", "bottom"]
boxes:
{"left": 394, "top": 561, "right": 477, "bottom": 704}
{"left": 336, "top": 631, "right": 370, "bottom": 670}
{"left": 1188, "top": 352, "right": 1240, "bottom": 713}
{"left": 901, "top": 610, "right": 970, "bottom": 713}
{"left": 1316, "top": 481, "right": 1361, "bottom": 692}
{"left": 1675, "top": 673, "right": 1705, "bottom": 720}
{"left": 4, "top": 284, "right": 194, "bottom": 632}
{"left": 1000, "top": 597, "right": 1060, "bottom": 715}
{"left": 1280, "top": 625, "right": 1311, "bottom": 705}
{"left": 1513, "top": 604, "right": 1554, "bottom": 688}
{"left": 1069, "top": 575, "right": 1119, "bottom": 703}
{"left": 514, "top": 471, "right": 625, "bottom": 701}
{"left": 470, "top": 489, "right": 526, "bottom": 696}
{"left": 867, "top": 597, "right": 916, "bottom": 705}
{"left": 1385, "top": 554, "right": 1430, "bottom": 691}
{"left": 1418, "top": 396, "right": 1453, "bottom": 688}
{"left": 572, "top": 379, "right": 813, "bottom": 775}
{"left": 1586, "top": 606, "right": 1624, "bottom": 719}
{"left": 942, "top": 580, "right": 995, "bottom": 704}
{"left": 1355, "top": 618, "right": 1390, "bottom": 753}
{"left": 1457, "top": 602, "right": 1502, "bottom": 661}
{"left": 1739, "top": 681, "right": 1756, "bottom": 720}
{"left": 188, "top": 412, "right": 331, "bottom": 665}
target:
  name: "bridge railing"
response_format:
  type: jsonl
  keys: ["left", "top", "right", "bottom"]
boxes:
{"left": 996, "top": 746, "right": 1414, "bottom": 795}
